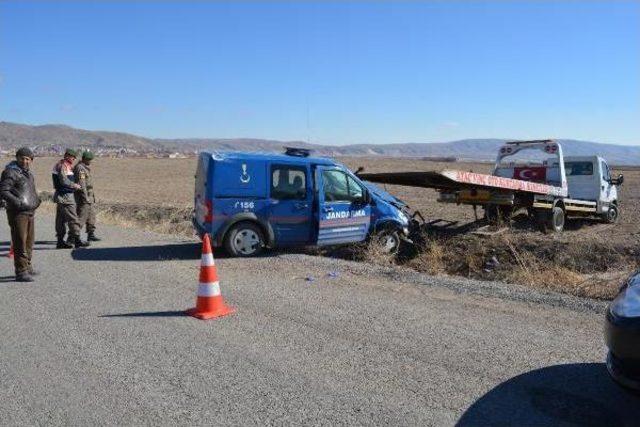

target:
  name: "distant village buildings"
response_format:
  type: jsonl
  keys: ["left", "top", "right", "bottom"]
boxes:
{"left": 0, "top": 144, "right": 198, "bottom": 159}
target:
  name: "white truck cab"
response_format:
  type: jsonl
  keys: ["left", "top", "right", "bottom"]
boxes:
{"left": 558, "top": 156, "right": 623, "bottom": 222}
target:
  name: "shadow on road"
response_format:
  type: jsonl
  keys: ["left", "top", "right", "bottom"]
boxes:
{"left": 457, "top": 363, "right": 640, "bottom": 426}
{"left": 100, "top": 310, "right": 188, "bottom": 318}
{"left": 0, "top": 275, "right": 16, "bottom": 283}
{"left": 71, "top": 243, "right": 201, "bottom": 262}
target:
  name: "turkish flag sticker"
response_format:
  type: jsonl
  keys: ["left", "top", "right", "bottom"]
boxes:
{"left": 514, "top": 167, "right": 547, "bottom": 182}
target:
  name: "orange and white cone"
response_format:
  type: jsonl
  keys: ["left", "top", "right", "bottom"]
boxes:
{"left": 186, "top": 234, "right": 235, "bottom": 320}
{"left": 8, "top": 242, "right": 14, "bottom": 259}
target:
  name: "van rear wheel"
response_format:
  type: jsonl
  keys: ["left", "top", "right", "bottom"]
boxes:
{"left": 224, "top": 222, "right": 265, "bottom": 257}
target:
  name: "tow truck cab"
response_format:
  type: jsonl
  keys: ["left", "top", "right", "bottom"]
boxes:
{"left": 193, "top": 148, "right": 410, "bottom": 256}
{"left": 563, "top": 156, "right": 621, "bottom": 216}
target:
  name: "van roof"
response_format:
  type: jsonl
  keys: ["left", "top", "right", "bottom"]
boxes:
{"left": 201, "top": 150, "right": 338, "bottom": 166}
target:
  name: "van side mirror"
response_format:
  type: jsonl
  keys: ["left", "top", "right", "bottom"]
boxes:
{"left": 613, "top": 174, "right": 624, "bottom": 186}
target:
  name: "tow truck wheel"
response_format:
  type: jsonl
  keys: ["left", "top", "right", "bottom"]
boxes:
{"left": 484, "top": 205, "right": 499, "bottom": 225}
{"left": 224, "top": 222, "right": 265, "bottom": 257}
{"left": 603, "top": 205, "right": 619, "bottom": 224}
{"left": 484, "top": 205, "right": 512, "bottom": 226}
{"left": 548, "top": 206, "right": 565, "bottom": 233}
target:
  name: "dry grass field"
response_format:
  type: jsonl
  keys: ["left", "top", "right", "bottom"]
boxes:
{"left": 22, "top": 155, "right": 640, "bottom": 299}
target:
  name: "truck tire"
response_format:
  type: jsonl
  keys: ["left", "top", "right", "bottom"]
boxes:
{"left": 484, "top": 205, "right": 512, "bottom": 226}
{"left": 224, "top": 222, "right": 265, "bottom": 257}
{"left": 547, "top": 206, "right": 565, "bottom": 233}
{"left": 603, "top": 204, "right": 619, "bottom": 224}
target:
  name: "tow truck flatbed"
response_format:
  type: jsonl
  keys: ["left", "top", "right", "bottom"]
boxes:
{"left": 359, "top": 169, "right": 566, "bottom": 197}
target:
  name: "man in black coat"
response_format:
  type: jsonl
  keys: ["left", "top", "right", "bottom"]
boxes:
{"left": 0, "top": 147, "right": 41, "bottom": 282}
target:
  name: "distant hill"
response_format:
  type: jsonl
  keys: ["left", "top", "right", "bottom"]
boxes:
{"left": 1, "top": 121, "right": 638, "bottom": 165}
{"left": 0, "top": 122, "right": 152, "bottom": 150}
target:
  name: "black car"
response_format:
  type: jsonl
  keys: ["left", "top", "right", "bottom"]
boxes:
{"left": 605, "top": 270, "right": 640, "bottom": 391}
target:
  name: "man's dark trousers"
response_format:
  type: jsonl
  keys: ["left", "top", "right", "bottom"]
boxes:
{"left": 7, "top": 211, "right": 34, "bottom": 275}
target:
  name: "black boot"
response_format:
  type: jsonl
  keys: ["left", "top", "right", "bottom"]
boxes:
{"left": 57, "top": 239, "right": 73, "bottom": 249}
{"left": 74, "top": 237, "right": 90, "bottom": 248}
{"left": 16, "top": 272, "right": 34, "bottom": 282}
{"left": 87, "top": 232, "right": 101, "bottom": 242}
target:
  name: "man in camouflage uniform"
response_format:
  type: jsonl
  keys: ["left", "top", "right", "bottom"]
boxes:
{"left": 52, "top": 149, "right": 89, "bottom": 249}
{"left": 74, "top": 151, "right": 100, "bottom": 242}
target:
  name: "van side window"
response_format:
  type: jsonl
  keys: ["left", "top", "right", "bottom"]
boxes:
{"left": 271, "top": 166, "right": 307, "bottom": 200}
{"left": 347, "top": 175, "right": 364, "bottom": 200}
{"left": 323, "top": 170, "right": 364, "bottom": 202}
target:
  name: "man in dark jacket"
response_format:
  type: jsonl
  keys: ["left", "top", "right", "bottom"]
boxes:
{"left": 0, "top": 147, "right": 41, "bottom": 282}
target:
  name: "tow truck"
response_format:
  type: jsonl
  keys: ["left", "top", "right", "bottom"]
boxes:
{"left": 359, "top": 140, "right": 624, "bottom": 232}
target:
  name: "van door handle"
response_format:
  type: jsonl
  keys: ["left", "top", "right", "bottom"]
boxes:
{"left": 322, "top": 206, "right": 334, "bottom": 212}
{"left": 294, "top": 202, "right": 308, "bottom": 209}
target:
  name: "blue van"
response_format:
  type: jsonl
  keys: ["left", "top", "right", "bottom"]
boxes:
{"left": 193, "top": 148, "right": 411, "bottom": 256}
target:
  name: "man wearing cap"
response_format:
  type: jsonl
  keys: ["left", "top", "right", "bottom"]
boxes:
{"left": 0, "top": 147, "right": 41, "bottom": 282}
{"left": 74, "top": 151, "right": 100, "bottom": 242}
{"left": 52, "top": 149, "right": 89, "bottom": 249}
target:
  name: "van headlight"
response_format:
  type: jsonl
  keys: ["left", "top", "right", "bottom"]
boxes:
{"left": 398, "top": 211, "right": 409, "bottom": 225}
{"left": 610, "top": 273, "right": 640, "bottom": 318}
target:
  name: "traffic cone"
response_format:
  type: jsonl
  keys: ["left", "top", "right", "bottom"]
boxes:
{"left": 7, "top": 242, "right": 13, "bottom": 259}
{"left": 186, "top": 234, "right": 235, "bottom": 320}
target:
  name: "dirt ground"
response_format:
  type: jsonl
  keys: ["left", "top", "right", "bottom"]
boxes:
{"left": 23, "top": 155, "right": 640, "bottom": 299}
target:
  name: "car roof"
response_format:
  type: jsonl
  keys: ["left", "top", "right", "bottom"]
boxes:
{"left": 201, "top": 151, "right": 337, "bottom": 166}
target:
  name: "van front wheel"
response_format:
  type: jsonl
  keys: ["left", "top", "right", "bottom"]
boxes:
{"left": 372, "top": 227, "right": 401, "bottom": 255}
{"left": 224, "top": 222, "right": 265, "bottom": 257}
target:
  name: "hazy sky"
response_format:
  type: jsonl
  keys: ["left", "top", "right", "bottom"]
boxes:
{"left": 1, "top": 1, "right": 638, "bottom": 146}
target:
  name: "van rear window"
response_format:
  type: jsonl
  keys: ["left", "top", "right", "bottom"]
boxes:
{"left": 565, "top": 162, "right": 593, "bottom": 176}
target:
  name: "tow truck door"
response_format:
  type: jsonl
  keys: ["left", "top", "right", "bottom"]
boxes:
{"left": 315, "top": 166, "right": 371, "bottom": 246}
{"left": 599, "top": 159, "right": 616, "bottom": 204}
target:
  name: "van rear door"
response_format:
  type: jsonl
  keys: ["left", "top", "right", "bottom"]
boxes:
{"left": 315, "top": 166, "right": 371, "bottom": 245}
{"left": 193, "top": 153, "right": 211, "bottom": 233}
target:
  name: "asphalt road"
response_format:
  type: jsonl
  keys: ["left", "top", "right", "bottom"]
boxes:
{"left": 1, "top": 213, "right": 638, "bottom": 426}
